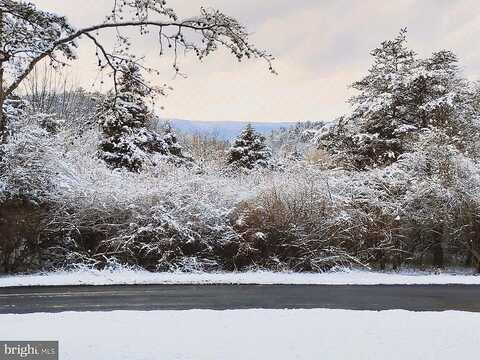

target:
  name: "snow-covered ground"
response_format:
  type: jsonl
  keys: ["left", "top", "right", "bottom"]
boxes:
{"left": 0, "top": 309, "right": 478, "bottom": 360}
{"left": 1, "top": 268, "right": 479, "bottom": 287}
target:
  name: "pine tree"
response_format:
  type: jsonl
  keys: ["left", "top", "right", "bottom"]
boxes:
{"left": 346, "top": 28, "right": 417, "bottom": 168}
{"left": 227, "top": 124, "right": 272, "bottom": 169}
{"left": 321, "top": 30, "right": 478, "bottom": 169}
{"left": 410, "top": 50, "right": 471, "bottom": 132}
{"left": 98, "top": 63, "right": 167, "bottom": 172}
{"left": 162, "top": 122, "right": 193, "bottom": 164}
{"left": 162, "top": 123, "right": 183, "bottom": 156}
{"left": 350, "top": 28, "right": 416, "bottom": 126}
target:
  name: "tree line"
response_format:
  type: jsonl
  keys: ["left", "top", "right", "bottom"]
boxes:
{"left": 1, "top": 1, "right": 480, "bottom": 274}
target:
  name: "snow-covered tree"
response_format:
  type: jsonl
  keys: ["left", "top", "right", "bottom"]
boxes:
{"left": 408, "top": 50, "right": 479, "bottom": 152}
{"left": 0, "top": 1, "right": 77, "bottom": 140}
{"left": 227, "top": 124, "right": 272, "bottom": 169}
{"left": 0, "top": 0, "right": 275, "bottom": 141}
{"left": 343, "top": 29, "right": 417, "bottom": 168}
{"left": 162, "top": 124, "right": 180, "bottom": 156}
{"left": 319, "top": 30, "right": 479, "bottom": 169}
{"left": 2, "top": 96, "right": 28, "bottom": 136}
{"left": 98, "top": 63, "right": 168, "bottom": 171}
{"left": 163, "top": 122, "right": 193, "bottom": 164}
{"left": 98, "top": 65, "right": 195, "bottom": 171}
{"left": 351, "top": 29, "right": 415, "bottom": 123}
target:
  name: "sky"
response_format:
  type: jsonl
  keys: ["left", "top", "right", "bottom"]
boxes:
{"left": 31, "top": 0, "right": 480, "bottom": 123}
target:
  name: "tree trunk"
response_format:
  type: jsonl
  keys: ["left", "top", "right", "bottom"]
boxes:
{"left": 432, "top": 241, "right": 444, "bottom": 268}
{"left": 432, "top": 225, "right": 444, "bottom": 268}
{"left": 468, "top": 238, "right": 480, "bottom": 273}
{"left": 0, "top": 90, "right": 5, "bottom": 143}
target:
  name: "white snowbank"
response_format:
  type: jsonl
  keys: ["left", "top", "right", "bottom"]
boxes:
{"left": 1, "top": 268, "right": 479, "bottom": 287}
{"left": 0, "top": 309, "right": 479, "bottom": 360}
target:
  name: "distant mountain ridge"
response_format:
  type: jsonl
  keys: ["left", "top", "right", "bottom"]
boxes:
{"left": 164, "top": 119, "right": 297, "bottom": 140}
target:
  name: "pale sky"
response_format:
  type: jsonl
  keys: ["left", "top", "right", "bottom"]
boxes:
{"left": 31, "top": 0, "right": 480, "bottom": 122}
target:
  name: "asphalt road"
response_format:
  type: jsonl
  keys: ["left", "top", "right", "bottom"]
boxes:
{"left": 1, "top": 284, "right": 480, "bottom": 314}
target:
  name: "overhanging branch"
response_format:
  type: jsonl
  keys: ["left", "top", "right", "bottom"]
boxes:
{"left": 4, "top": 20, "right": 223, "bottom": 98}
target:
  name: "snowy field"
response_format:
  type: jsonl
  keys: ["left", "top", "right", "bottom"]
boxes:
{"left": 0, "top": 309, "right": 478, "bottom": 360}
{"left": 1, "top": 268, "right": 479, "bottom": 287}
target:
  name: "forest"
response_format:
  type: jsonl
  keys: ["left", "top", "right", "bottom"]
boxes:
{"left": 1, "top": 1, "right": 480, "bottom": 274}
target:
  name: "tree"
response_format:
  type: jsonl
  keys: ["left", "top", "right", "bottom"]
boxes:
{"left": 409, "top": 50, "right": 478, "bottom": 151}
{"left": 22, "top": 63, "right": 100, "bottom": 133}
{"left": 345, "top": 28, "right": 417, "bottom": 168}
{"left": 98, "top": 63, "right": 168, "bottom": 171}
{"left": 0, "top": 0, "right": 275, "bottom": 141}
{"left": 227, "top": 124, "right": 272, "bottom": 169}
{"left": 320, "top": 29, "right": 478, "bottom": 169}
{"left": 162, "top": 122, "right": 191, "bottom": 161}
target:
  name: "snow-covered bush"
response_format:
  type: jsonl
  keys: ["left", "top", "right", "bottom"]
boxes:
{"left": 175, "top": 131, "right": 229, "bottom": 170}
{"left": 2, "top": 88, "right": 480, "bottom": 273}
{"left": 394, "top": 131, "right": 480, "bottom": 269}
{"left": 0, "top": 118, "right": 61, "bottom": 272}
{"left": 232, "top": 165, "right": 402, "bottom": 271}
{"left": 2, "top": 122, "right": 480, "bottom": 273}
{"left": 0, "top": 125, "right": 58, "bottom": 202}
{"left": 49, "top": 166, "right": 241, "bottom": 271}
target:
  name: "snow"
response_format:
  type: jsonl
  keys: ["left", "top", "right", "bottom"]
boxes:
{"left": 1, "top": 269, "right": 479, "bottom": 287}
{"left": 0, "top": 309, "right": 478, "bottom": 360}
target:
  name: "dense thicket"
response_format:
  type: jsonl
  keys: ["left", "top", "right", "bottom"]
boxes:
{"left": 1, "top": 30, "right": 480, "bottom": 274}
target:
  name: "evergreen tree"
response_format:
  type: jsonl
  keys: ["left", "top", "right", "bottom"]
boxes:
{"left": 350, "top": 29, "right": 416, "bottom": 126}
{"left": 410, "top": 50, "right": 472, "bottom": 133}
{"left": 163, "top": 122, "right": 183, "bottom": 157}
{"left": 98, "top": 63, "right": 167, "bottom": 171}
{"left": 162, "top": 122, "right": 193, "bottom": 164}
{"left": 346, "top": 28, "right": 417, "bottom": 168}
{"left": 227, "top": 124, "right": 272, "bottom": 169}
{"left": 320, "top": 30, "right": 478, "bottom": 169}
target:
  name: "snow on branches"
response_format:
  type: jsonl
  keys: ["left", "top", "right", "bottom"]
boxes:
{"left": 227, "top": 124, "right": 273, "bottom": 170}
{"left": 314, "top": 29, "right": 479, "bottom": 170}
{"left": 98, "top": 63, "right": 190, "bottom": 171}
{"left": 0, "top": 0, "right": 275, "bottom": 139}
